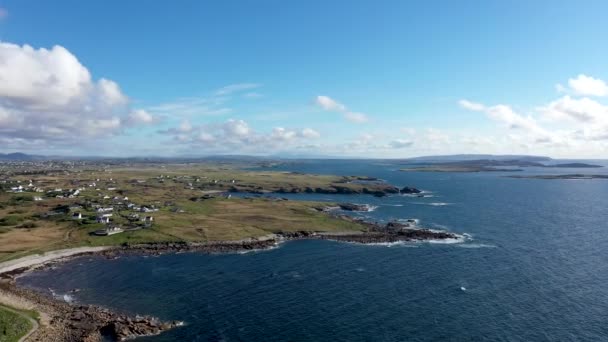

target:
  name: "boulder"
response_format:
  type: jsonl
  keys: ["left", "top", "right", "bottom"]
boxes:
{"left": 400, "top": 186, "right": 422, "bottom": 194}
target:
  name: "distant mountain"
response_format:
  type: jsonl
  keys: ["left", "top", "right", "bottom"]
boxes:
{"left": 0, "top": 152, "right": 40, "bottom": 161}
{"left": 546, "top": 163, "right": 603, "bottom": 168}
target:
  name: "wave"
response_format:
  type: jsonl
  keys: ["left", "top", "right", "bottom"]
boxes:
{"left": 362, "top": 241, "right": 420, "bottom": 248}
{"left": 49, "top": 288, "right": 76, "bottom": 303}
{"left": 237, "top": 242, "right": 283, "bottom": 254}
{"left": 397, "top": 218, "right": 420, "bottom": 226}
{"left": 412, "top": 202, "right": 452, "bottom": 206}
{"left": 427, "top": 236, "right": 466, "bottom": 244}
{"left": 457, "top": 243, "right": 497, "bottom": 249}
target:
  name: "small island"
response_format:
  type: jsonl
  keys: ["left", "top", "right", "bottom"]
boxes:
{"left": 400, "top": 157, "right": 603, "bottom": 173}
{"left": 508, "top": 174, "right": 608, "bottom": 180}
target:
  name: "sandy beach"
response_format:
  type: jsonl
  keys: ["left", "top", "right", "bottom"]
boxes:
{"left": 0, "top": 246, "right": 113, "bottom": 276}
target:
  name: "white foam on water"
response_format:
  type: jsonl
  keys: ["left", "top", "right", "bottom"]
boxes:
{"left": 412, "top": 202, "right": 452, "bottom": 206}
{"left": 397, "top": 218, "right": 420, "bottom": 225}
{"left": 457, "top": 243, "right": 497, "bottom": 249}
{"left": 63, "top": 294, "right": 75, "bottom": 303}
{"left": 49, "top": 289, "right": 76, "bottom": 303}
{"left": 364, "top": 241, "right": 420, "bottom": 248}
{"left": 237, "top": 242, "right": 283, "bottom": 255}
{"left": 426, "top": 232, "right": 468, "bottom": 244}
{"left": 384, "top": 204, "right": 404, "bottom": 207}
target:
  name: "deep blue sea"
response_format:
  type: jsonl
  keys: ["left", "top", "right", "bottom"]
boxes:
{"left": 18, "top": 160, "right": 608, "bottom": 341}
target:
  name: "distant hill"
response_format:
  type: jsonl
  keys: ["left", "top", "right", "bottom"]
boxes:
{"left": 401, "top": 154, "right": 552, "bottom": 163}
{"left": 0, "top": 152, "right": 39, "bottom": 161}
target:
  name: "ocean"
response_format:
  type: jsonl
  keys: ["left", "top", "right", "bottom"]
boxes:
{"left": 18, "top": 160, "right": 608, "bottom": 341}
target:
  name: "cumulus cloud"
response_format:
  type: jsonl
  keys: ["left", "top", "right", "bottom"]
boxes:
{"left": 300, "top": 128, "right": 321, "bottom": 139}
{"left": 315, "top": 95, "right": 369, "bottom": 123}
{"left": 538, "top": 96, "right": 608, "bottom": 124}
{"left": 459, "top": 99, "right": 546, "bottom": 134}
{"left": 459, "top": 74, "right": 608, "bottom": 151}
{"left": 159, "top": 118, "right": 320, "bottom": 152}
{"left": 127, "top": 109, "right": 156, "bottom": 125}
{"left": 568, "top": 74, "right": 608, "bottom": 97}
{"left": 315, "top": 96, "right": 346, "bottom": 111}
{"left": 0, "top": 42, "right": 155, "bottom": 147}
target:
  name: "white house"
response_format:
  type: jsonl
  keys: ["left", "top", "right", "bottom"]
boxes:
{"left": 97, "top": 216, "right": 111, "bottom": 224}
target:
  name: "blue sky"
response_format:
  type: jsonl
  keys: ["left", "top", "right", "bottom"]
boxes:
{"left": 1, "top": 1, "right": 608, "bottom": 157}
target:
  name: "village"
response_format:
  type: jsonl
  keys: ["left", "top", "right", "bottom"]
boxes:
{"left": 0, "top": 162, "right": 246, "bottom": 236}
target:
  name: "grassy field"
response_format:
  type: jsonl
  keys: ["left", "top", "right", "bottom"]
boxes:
{"left": 0, "top": 306, "right": 33, "bottom": 342}
{"left": 0, "top": 165, "right": 373, "bottom": 262}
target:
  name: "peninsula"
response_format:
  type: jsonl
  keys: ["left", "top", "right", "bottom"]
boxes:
{"left": 0, "top": 158, "right": 458, "bottom": 341}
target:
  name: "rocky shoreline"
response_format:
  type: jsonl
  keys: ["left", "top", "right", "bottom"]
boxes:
{"left": 0, "top": 280, "right": 183, "bottom": 341}
{"left": 0, "top": 216, "right": 459, "bottom": 341}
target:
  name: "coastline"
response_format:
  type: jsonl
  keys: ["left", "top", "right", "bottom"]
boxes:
{"left": 0, "top": 221, "right": 460, "bottom": 341}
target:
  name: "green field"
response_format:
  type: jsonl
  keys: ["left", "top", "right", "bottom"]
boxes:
{"left": 0, "top": 165, "right": 375, "bottom": 262}
{"left": 0, "top": 306, "right": 33, "bottom": 342}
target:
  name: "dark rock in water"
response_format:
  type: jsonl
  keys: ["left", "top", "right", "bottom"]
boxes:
{"left": 400, "top": 186, "right": 422, "bottom": 194}
{"left": 331, "top": 186, "right": 358, "bottom": 194}
{"left": 338, "top": 203, "right": 372, "bottom": 212}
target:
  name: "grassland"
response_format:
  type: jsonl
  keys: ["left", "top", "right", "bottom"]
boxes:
{"left": 0, "top": 305, "right": 34, "bottom": 342}
{"left": 0, "top": 165, "right": 381, "bottom": 262}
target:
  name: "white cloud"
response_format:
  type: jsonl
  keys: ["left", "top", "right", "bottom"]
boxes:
{"left": 215, "top": 83, "right": 261, "bottom": 96}
{"left": 222, "top": 119, "right": 251, "bottom": 138}
{"left": 300, "top": 128, "right": 321, "bottom": 139}
{"left": 343, "top": 111, "right": 369, "bottom": 123}
{"left": 459, "top": 99, "right": 545, "bottom": 134}
{"left": 539, "top": 96, "right": 608, "bottom": 124}
{"left": 244, "top": 92, "right": 263, "bottom": 99}
{"left": 315, "top": 95, "right": 369, "bottom": 123}
{"left": 98, "top": 78, "right": 128, "bottom": 106}
{"left": 388, "top": 139, "right": 413, "bottom": 148}
{"left": 568, "top": 74, "right": 608, "bottom": 97}
{"left": 127, "top": 109, "right": 156, "bottom": 125}
{"left": 160, "top": 118, "right": 320, "bottom": 153}
{"left": 147, "top": 96, "right": 232, "bottom": 117}
{"left": 0, "top": 42, "right": 151, "bottom": 147}
{"left": 179, "top": 120, "right": 193, "bottom": 132}
{"left": 458, "top": 99, "right": 485, "bottom": 111}
{"left": 315, "top": 96, "right": 347, "bottom": 111}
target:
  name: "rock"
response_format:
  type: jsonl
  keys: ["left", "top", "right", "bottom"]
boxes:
{"left": 70, "top": 310, "right": 86, "bottom": 321}
{"left": 338, "top": 203, "right": 371, "bottom": 212}
{"left": 400, "top": 186, "right": 422, "bottom": 194}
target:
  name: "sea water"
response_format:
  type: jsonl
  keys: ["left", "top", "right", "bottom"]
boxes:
{"left": 18, "top": 160, "right": 608, "bottom": 341}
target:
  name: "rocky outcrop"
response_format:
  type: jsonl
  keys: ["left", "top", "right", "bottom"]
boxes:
{"left": 338, "top": 203, "right": 373, "bottom": 212}
{"left": 400, "top": 186, "right": 422, "bottom": 194}
{"left": 0, "top": 282, "right": 182, "bottom": 341}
